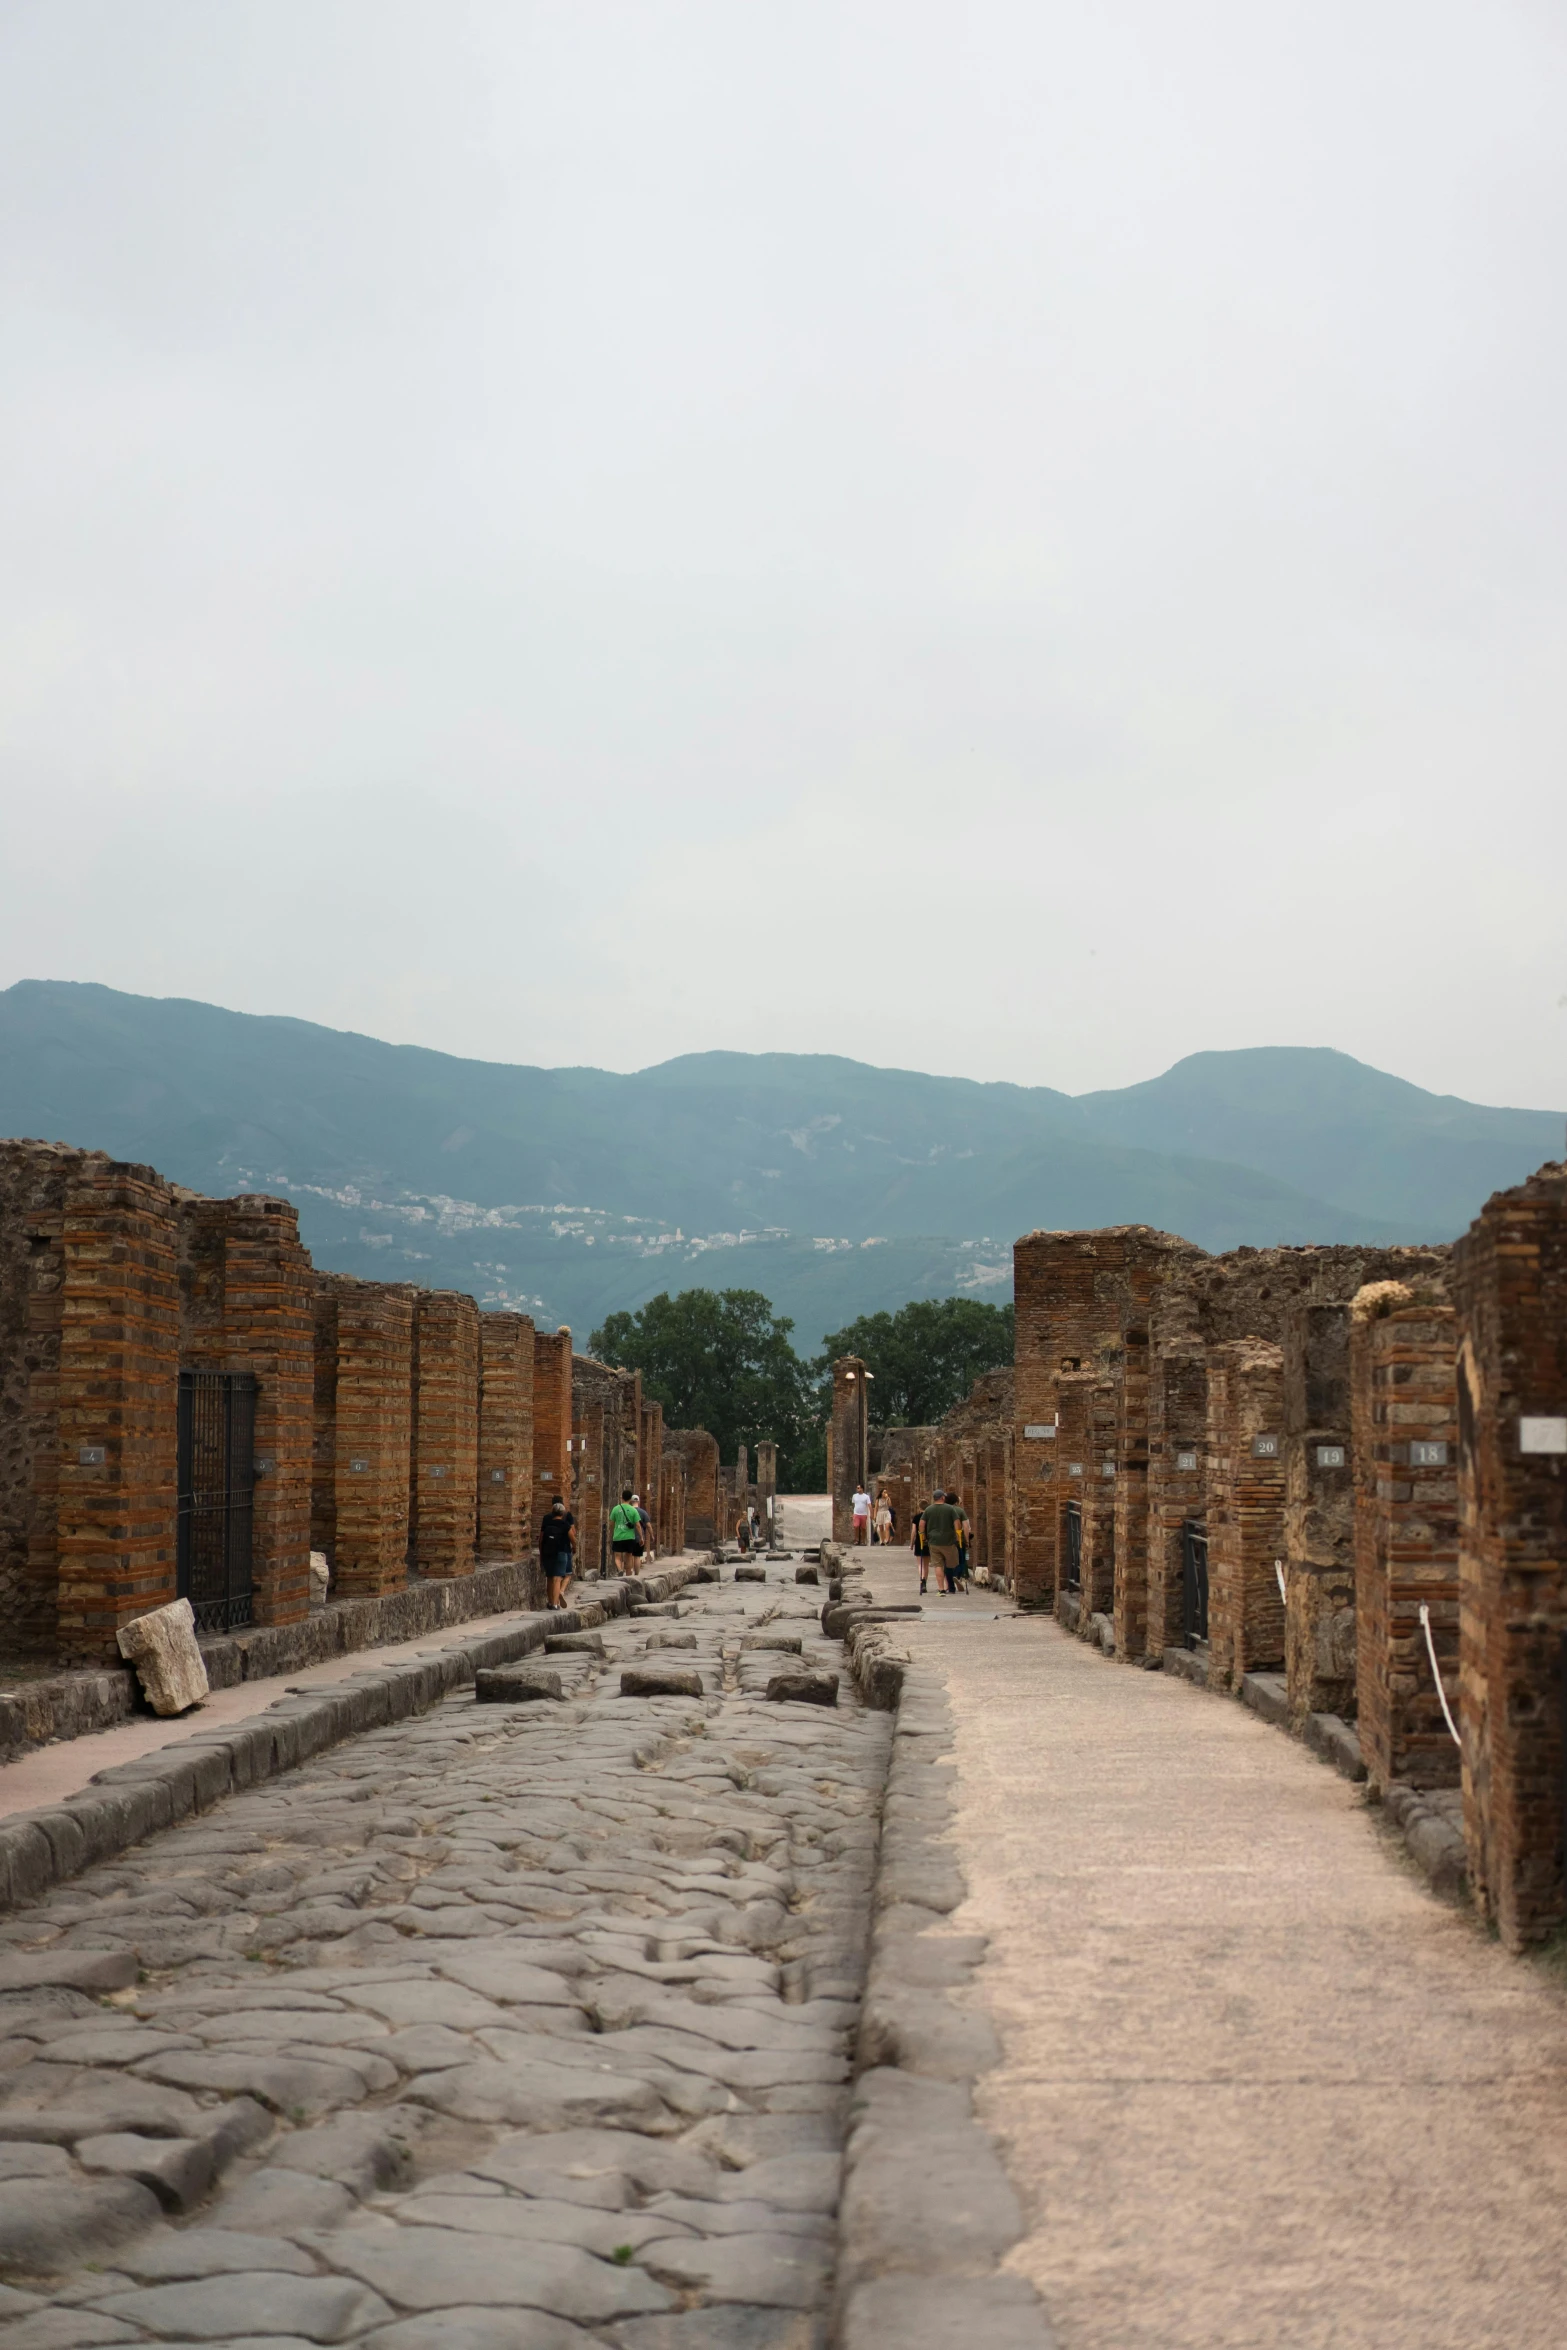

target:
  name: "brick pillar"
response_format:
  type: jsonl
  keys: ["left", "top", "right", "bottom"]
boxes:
{"left": 756, "top": 1439, "right": 777, "bottom": 1543}
{"left": 317, "top": 1277, "right": 413, "bottom": 1598}
{"left": 0, "top": 1141, "right": 81, "bottom": 1657}
{"left": 220, "top": 1197, "right": 315, "bottom": 1628}
{"left": 1054, "top": 1370, "right": 1094, "bottom": 1624}
{"left": 1145, "top": 1340, "right": 1206, "bottom": 1656}
{"left": 1454, "top": 1164, "right": 1567, "bottom": 1946}
{"left": 641, "top": 1401, "right": 665, "bottom": 1551}
{"left": 573, "top": 1365, "right": 607, "bottom": 1574}
{"left": 478, "top": 1311, "right": 534, "bottom": 1561}
{"left": 410, "top": 1292, "right": 480, "bottom": 1578}
{"left": 830, "top": 1358, "right": 869, "bottom": 1543}
{"left": 55, "top": 1165, "right": 180, "bottom": 1661}
{"left": 1283, "top": 1301, "right": 1356, "bottom": 1727}
{"left": 1351, "top": 1285, "right": 1458, "bottom": 1796}
{"left": 532, "top": 1329, "right": 573, "bottom": 1537}
{"left": 1112, "top": 1329, "right": 1152, "bottom": 1660}
{"left": 1206, "top": 1338, "right": 1286, "bottom": 1690}
{"left": 1075, "top": 1380, "right": 1118, "bottom": 1631}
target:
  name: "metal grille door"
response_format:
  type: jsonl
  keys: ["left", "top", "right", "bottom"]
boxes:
{"left": 176, "top": 1370, "right": 257, "bottom": 1634}
{"left": 1182, "top": 1519, "right": 1209, "bottom": 1646}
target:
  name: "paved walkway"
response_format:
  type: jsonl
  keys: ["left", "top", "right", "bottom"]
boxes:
{"left": 863, "top": 1544, "right": 1567, "bottom": 2350}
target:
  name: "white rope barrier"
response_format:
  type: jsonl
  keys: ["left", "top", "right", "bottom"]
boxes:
{"left": 1418, "top": 1602, "right": 1461, "bottom": 1746}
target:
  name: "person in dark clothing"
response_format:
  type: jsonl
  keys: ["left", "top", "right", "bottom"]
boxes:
{"left": 539, "top": 1496, "right": 575, "bottom": 1609}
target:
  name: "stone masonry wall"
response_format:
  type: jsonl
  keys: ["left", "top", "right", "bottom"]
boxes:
{"left": 531, "top": 1327, "right": 572, "bottom": 1539}
{"left": 1453, "top": 1163, "right": 1567, "bottom": 1947}
{"left": 1352, "top": 1284, "right": 1459, "bottom": 1796}
{"left": 1205, "top": 1337, "right": 1286, "bottom": 1691}
{"left": 830, "top": 1358, "right": 869, "bottom": 1544}
{"left": 1146, "top": 1339, "right": 1207, "bottom": 1656}
{"left": 1283, "top": 1300, "right": 1357, "bottom": 1726}
{"left": 55, "top": 1161, "right": 182, "bottom": 1662}
{"left": 477, "top": 1311, "right": 534, "bottom": 1562}
{"left": 0, "top": 1142, "right": 85, "bottom": 1656}
{"left": 666, "top": 1427, "right": 719, "bottom": 1549}
{"left": 409, "top": 1290, "right": 480, "bottom": 1579}
{"left": 313, "top": 1276, "right": 414, "bottom": 1599}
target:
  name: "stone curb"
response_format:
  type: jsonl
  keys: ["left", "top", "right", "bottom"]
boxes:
{"left": 0, "top": 1567, "right": 696, "bottom": 1914}
{"left": 827, "top": 1555, "right": 1055, "bottom": 2350}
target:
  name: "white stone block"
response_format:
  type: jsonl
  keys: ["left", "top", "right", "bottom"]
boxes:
{"left": 116, "top": 1598, "right": 209, "bottom": 1716}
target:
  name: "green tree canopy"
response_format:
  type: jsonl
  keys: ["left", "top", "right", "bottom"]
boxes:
{"left": 816, "top": 1296, "right": 1014, "bottom": 1427}
{"left": 589, "top": 1287, "right": 817, "bottom": 1481}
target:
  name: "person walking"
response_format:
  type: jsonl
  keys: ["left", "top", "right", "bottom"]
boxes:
{"left": 913, "top": 1495, "right": 930, "bottom": 1594}
{"left": 873, "top": 1487, "right": 894, "bottom": 1545}
{"left": 852, "top": 1484, "right": 872, "bottom": 1545}
{"left": 609, "top": 1487, "right": 643, "bottom": 1574}
{"left": 748, "top": 1502, "right": 762, "bottom": 1553}
{"left": 634, "top": 1492, "right": 654, "bottom": 1562}
{"left": 948, "top": 1490, "right": 972, "bottom": 1592}
{"left": 922, "top": 1486, "right": 968, "bottom": 1596}
{"left": 539, "top": 1495, "right": 576, "bottom": 1609}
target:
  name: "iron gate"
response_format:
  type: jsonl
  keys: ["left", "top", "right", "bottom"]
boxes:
{"left": 1065, "top": 1500, "right": 1083, "bottom": 1591}
{"left": 1182, "top": 1518, "right": 1209, "bottom": 1646}
{"left": 176, "top": 1370, "right": 256, "bottom": 1634}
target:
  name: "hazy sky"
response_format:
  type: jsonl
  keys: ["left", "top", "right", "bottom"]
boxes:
{"left": 2, "top": 1, "right": 1564, "bottom": 1107}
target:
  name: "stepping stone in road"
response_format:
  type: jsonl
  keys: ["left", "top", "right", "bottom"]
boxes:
{"left": 734, "top": 1566, "right": 767, "bottom": 1583}
{"left": 795, "top": 1565, "right": 820, "bottom": 1585}
{"left": 741, "top": 1633, "right": 803, "bottom": 1654}
{"left": 621, "top": 1666, "right": 704, "bottom": 1699}
{"left": 474, "top": 1667, "right": 565, "bottom": 1703}
{"left": 646, "top": 1631, "right": 698, "bottom": 1651}
{"left": 544, "top": 1632, "right": 604, "bottom": 1655}
{"left": 766, "top": 1671, "right": 839, "bottom": 1707}
{"left": 633, "top": 1602, "right": 684, "bottom": 1618}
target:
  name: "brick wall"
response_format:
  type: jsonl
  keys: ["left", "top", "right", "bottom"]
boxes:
{"left": 478, "top": 1311, "right": 534, "bottom": 1561}
{"left": 410, "top": 1291, "right": 480, "bottom": 1578}
{"left": 313, "top": 1275, "right": 414, "bottom": 1598}
{"left": 1453, "top": 1164, "right": 1567, "bottom": 1947}
{"left": 1054, "top": 1370, "right": 1094, "bottom": 1621}
{"left": 1205, "top": 1337, "right": 1286, "bottom": 1690}
{"left": 1112, "top": 1328, "right": 1152, "bottom": 1658}
{"left": 1351, "top": 1285, "right": 1458, "bottom": 1795}
{"left": 531, "top": 1327, "right": 573, "bottom": 1537}
{"left": 0, "top": 1142, "right": 83, "bottom": 1656}
{"left": 55, "top": 1161, "right": 182, "bottom": 1661}
{"left": 571, "top": 1357, "right": 611, "bottom": 1575}
{"left": 1078, "top": 1380, "right": 1119, "bottom": 1625}
{"left": 666, "top": 1428, "right": 719, "bottom": 1548}
{"left": 1283, "top": 1300, "right": 1356, "bottom": 1726}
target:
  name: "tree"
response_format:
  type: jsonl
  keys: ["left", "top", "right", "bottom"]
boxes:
{"left": 590, "top": 1287, "right": 818, "bottom": 1484}
{"left": 815, "top": 1296, "right": 1014, "bottom": 1427}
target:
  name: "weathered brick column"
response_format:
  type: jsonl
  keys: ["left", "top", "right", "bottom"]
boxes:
{"left": 55, "top": 1162, "right": 181, "bottom": 1661}
{"left": 477, "top": 1311, "right": 534, "bottom": 1561}
{"left": 1205, "top": 1338, "right": 1286, "bottom": 1690}
{"left": 667, "top": 1428, "right": 718, "bottom": 1547}
{"left": 219, "top": 1198, "right": 315, "bottom": 1627}
{"left": 313, "top": 1276, "right": 414, "bottom": 1598}
{"left": 641, "top": 1402, "right": 666, "bottom": 1548}
{"left": 830, "top": 1358, "right": 869, "bottom": 1543}
{"left": 410, "top": 1291, "right": 480, "bottom": 1578}
{"left": 571, "top": 1357, "right": 610, "bottom": 1574}
{"left": 531, "top": 1328, "right": 573, "bottom": 1537}
{"left": 755, "top": 1439, "right": 777, "bottom": 1543}
{"left": 1053, "top": 1369, "right": 1094, "bottom": 1624}
{"left": 1351, "top": 1284, "right": 1458, "bottom": 1796}
{"left": 1112, "top": 1327, "right": 1152, "bottom": 1660}
{"left": 1145, "top": 1338, "right": 1207, "bottom": 1657}
{"left": 1, "top": 1141, "right": 83, "bottom": 1655}
{"left": 1283, "top": 1300, "right": 1356, "bottom": 1727}
{"left": 1454, "top": 1163, "right": 1567, "bottom": 1946}
{"left": 1077, "top": 1380, "right": 1119, "bottom": 1631}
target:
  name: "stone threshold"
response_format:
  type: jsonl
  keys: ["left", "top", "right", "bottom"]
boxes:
{"left": 0, "top": 1556, "right": 551, "bottom": 1767}
{"left": 0, "top": 1566, "right": 695, "bottom": 1913}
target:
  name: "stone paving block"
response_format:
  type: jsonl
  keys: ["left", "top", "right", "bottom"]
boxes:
{"left": 0, "top": 2179, "right": 161, "bottom": 2275}
{"left": 474, "top": 1668, "right": 565, "bottom": 1704}
{"left": 322, "top": 2227, "right": 676, "bottom": 2322}
{"left": 75, "top": 2130, "right": 216, "bottom": 2209}
{"left": 545, "top": 1634, "right": 605, "bottom": 1656}
{"left": 116, "top": 2230, "right": 319, "bottom": 2280}
{"left": 620, "top": 1669, "right": 704, "bottom": 1699}
{"left": 92, "top": 2272, "right": 395, "bottom": 2341}
{"left": 766, "top": 1675, "right": 838, "bottom": 1708}
{"left": 645, "top": 1633, "right": 698, "bottom": 1651}
{"left": 605, "top": 2312, "right": 821, "bottom": 2350}
{"left": 742, "top": 1635, "right": 803, "bottom": 1654}
{"left": 363, "top": 2314, "right": 597, "bottom": 2350}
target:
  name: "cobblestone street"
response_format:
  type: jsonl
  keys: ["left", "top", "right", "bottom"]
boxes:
{"left": 0, "top": 1565, "right": 882, "bottom": 2350}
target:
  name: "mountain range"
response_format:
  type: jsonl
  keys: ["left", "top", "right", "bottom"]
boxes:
{"left": 1, "top": 980, "right": 1559, "bottom": 1348}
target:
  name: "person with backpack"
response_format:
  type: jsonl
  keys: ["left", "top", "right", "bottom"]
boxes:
{"left": 609, "top": 1487, "right": 643, "bottom": 1573}
{"left": 948, "top": 1490, "right": 972, "bottom": 1592}
{"left": 634, "top": 1492, "right": 654, "bottom": 1562}
{"left": 539, "top": 1495, "right": 576, "bottom": 1609}
{"left": 922, "top": 1487, "right": 968, "bottom": 1596}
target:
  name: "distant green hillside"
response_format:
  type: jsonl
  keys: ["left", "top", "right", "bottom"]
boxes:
{"left": 1, "top": 981, "right": 1557, "bottom": 1346}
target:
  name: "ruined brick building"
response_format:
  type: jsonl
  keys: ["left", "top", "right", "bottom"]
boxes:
{"left": 0, "top": 1140, "right": 719, "bottom": 1672}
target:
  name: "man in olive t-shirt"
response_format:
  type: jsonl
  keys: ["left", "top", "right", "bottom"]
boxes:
{"left": 922, "top": 1492, "right": 967, "bottom": 1594}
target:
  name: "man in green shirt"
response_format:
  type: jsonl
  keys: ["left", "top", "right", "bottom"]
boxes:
{"left": 922, "top": 1490, "right": 968, "bottom": 1595}
{"left": 609, "top": 1488, "right": 643, "bottom": 1573}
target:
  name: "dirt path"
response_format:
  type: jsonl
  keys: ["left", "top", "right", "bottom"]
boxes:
{"left": 862, "top": 1543, "right": 1567, "bottom": 2350}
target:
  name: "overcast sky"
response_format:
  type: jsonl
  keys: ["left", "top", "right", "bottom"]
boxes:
{"left": 2, "top": 1, "right": 1564, "bottom": 1108}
